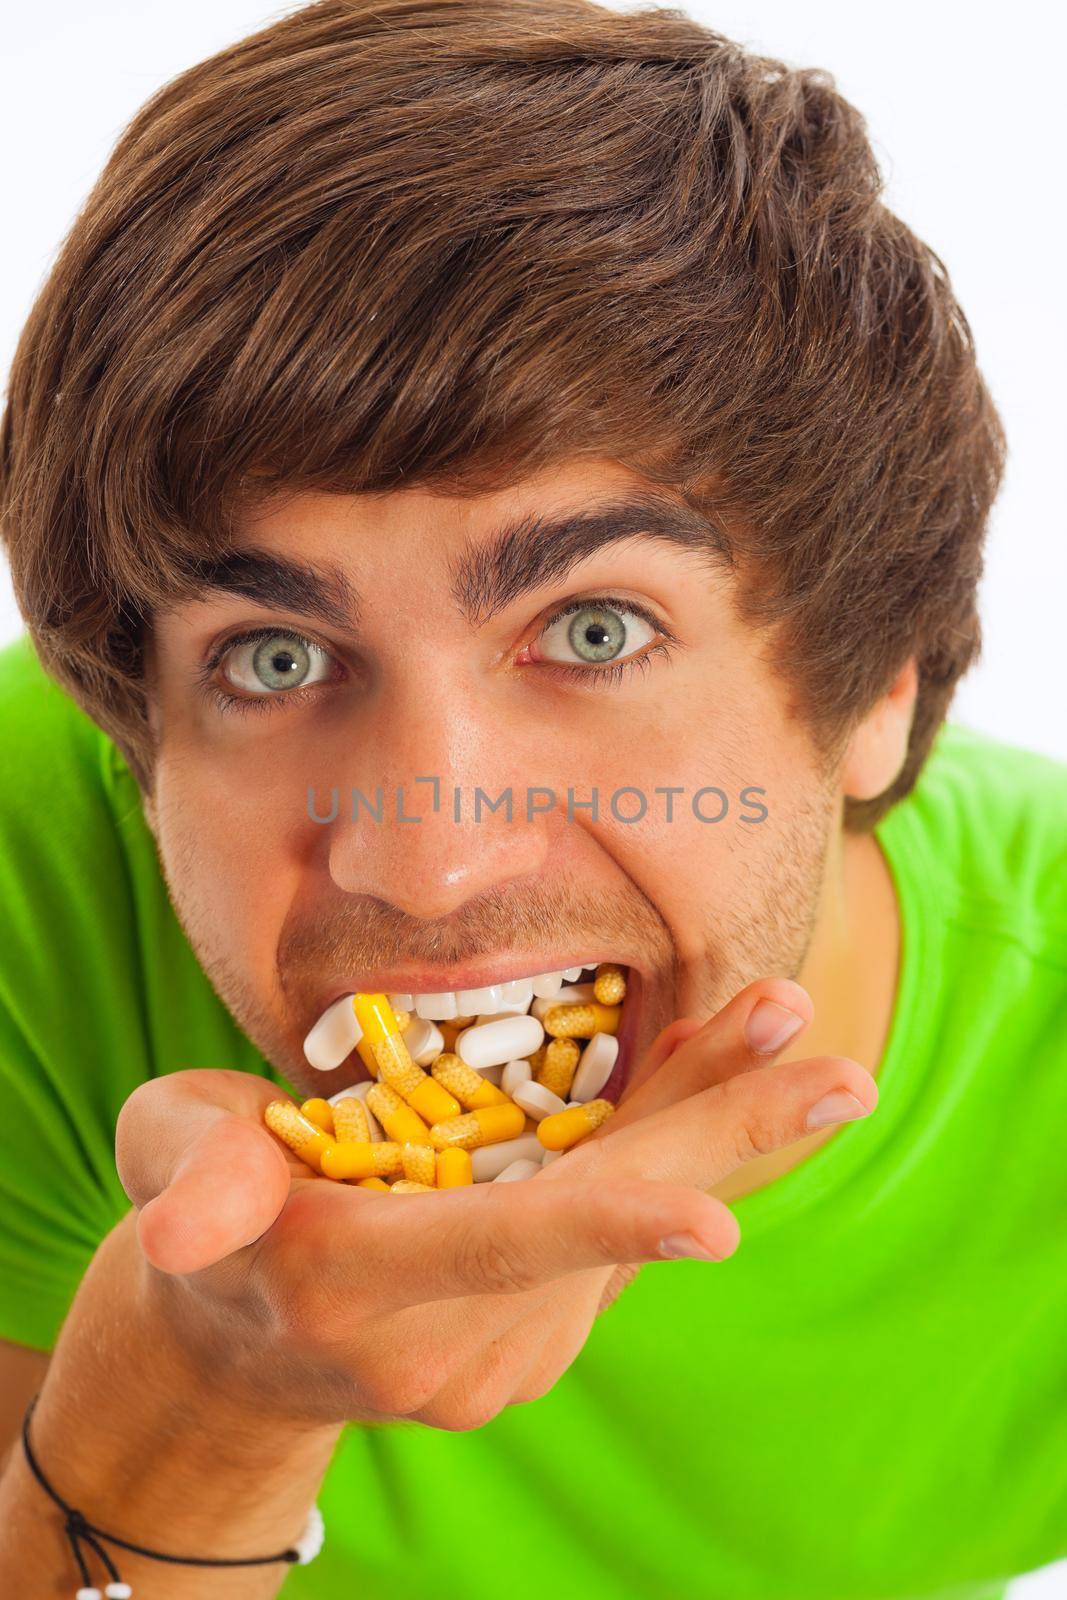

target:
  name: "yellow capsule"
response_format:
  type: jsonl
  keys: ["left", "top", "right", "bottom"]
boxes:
{"left": 264, "top": 1100, "right": 337, "bottom": 1173}
{"left": 299, "top": 1098, "right": 335, "bottom": 1134}
{"left": 342, "top": 999, "right": 378, "bottom": 1078}
{"left": 358, "top": 1176, "right": 392, "bottom": 1192}
{"left": 320, "top": 1139, "right": 403, "bottom": 1181}
{"left": 431, "top": 1053, "right": 509, "bottom": 1110}
{"left": 430, "top": 1102, "right": 526, "bottom": 1152}
{"left": 391, "top": 1180, "right": 436, "bottom": 1193}
{"left": 535, "top": 1037, "right": 581, "bottom": 1099}
{"left": 401, "top": 1143, "right": 437, "bottom": 1187}
{"left": 436, "top": 1147, "right": 473, "bottom": 1187}
{"left": 366, "top": 1082, "right": 432, "bottom": 1146}
{"left": 542, "top": 1003, "right": 621, "bottom": 1039}
{"left": 537, "top": 1097, "right": 615, "bottom": 1151}
{"left": 593, "top": 963, "right": 627, "bottom": 1005}
{"left": 409, "top": 1074, "right": 464, "bottom": 1125}
{"left": 350, "top": 995, "right": 411, "bottom": 1072}
{"left": 352, "top": 994, "right": 463, "bottom": 1125}
{"left": 355, "top": 1039, "right": 381, "bottom": 1078}
{"left": 332, "top": 1095, "right": 370, "bottom": 1143}
{"left": 351, "top": 991, "right": 408, "bottom": 1046}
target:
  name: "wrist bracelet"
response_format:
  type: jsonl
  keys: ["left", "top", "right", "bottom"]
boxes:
{"left": 21, "top": 1393, "right": 325, "bottom": 1598}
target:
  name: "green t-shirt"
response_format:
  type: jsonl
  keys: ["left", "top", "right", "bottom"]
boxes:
{"left": 0, "top": 629, "right": 1064, "bottom": 1600}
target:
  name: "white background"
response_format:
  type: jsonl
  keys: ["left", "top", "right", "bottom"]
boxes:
{"left": 1, "top": 4, "right": 1065, "bottom": 1592}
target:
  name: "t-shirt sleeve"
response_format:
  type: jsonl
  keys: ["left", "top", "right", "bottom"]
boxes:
{"left": 0, "top": 636, "right": 144, "bottom": 1352}
{"left": 0, "top": 1000, "right": 130, "bottom": 1351}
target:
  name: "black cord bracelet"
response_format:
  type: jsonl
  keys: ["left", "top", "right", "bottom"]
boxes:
{"left": 21, "top": 1393, "right": 324, "bottom": 1598}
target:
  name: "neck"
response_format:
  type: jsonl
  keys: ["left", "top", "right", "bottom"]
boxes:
{"left": 793, "top": 823, "right": 901, "bottom": 1079}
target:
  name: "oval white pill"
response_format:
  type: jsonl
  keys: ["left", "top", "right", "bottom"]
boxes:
{"left": 541, "top": 1147, "right": 565, "bottom": 1165}
{"left": 470, "top": 1131, "right": 544, "bottom": 1181}
{"left": 304, "top": 994, "right": 361, "bottom": 1072}
{"left": 457, "top": 1014, "right": 544, "bottom": 1071}
{"left": 571, "top": 1033, "right": 619, "bottom": 1102}
{"left": 512, "top": 1081, "right": 566, "bottom": 1122}
{"left": 403, "top": 1017, "right": 445, "bottom": 1066}
{"left": 493, "top": 1159, "right": 542, "bottom": 1183}
{"left": 501, "top": 1058, "right": 533, "bottom": 1097}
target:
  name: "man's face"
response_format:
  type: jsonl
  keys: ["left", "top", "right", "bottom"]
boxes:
{"left": 143, "top": 457, "right": 841, "bottom": 1098}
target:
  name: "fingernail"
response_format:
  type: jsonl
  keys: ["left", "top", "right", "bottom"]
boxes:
{"left": 745, "top": 999, "right": 805, "bottom": 1054}
{"left": 805, "top": 1090, "right": 871, "bottom": 1130}
{"left": 658, "top": 1233, "right": 723, "bottom": 1262}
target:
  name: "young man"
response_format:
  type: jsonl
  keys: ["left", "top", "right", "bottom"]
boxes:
{"left": 0, "top": 1, "right": 1063, "bottom": 1596}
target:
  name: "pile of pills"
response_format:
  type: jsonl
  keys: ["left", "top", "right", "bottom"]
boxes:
{"left": 264, "top": 965, "right": 627, "bottom": 1189}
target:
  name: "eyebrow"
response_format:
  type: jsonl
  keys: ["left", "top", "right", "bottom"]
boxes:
{"left": 184, "top": 492, "right": 733, "bottom": 634}
{"left": 451, "top": 491, "right": 734, "bottom": 624}
{"left": 184, "top": 549, "right": 360, "bottom": 632}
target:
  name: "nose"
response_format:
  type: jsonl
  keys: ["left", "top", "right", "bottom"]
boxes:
{"left": 321, "top": 695, "right": 552, "bottom": 921}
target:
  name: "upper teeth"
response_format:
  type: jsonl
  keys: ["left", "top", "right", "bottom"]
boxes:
{"left": 302, "top": 962, "right": 612, "bottom": 1072}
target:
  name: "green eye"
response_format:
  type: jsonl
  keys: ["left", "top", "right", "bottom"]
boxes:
{"left": 223, "top": 632, "right": 334, "bottom": 694}
{"left": 568, "top": 608, "right": 626, "bottom": 662}
{"left": 538, "top": 604, "right": 655, "bottom": 667}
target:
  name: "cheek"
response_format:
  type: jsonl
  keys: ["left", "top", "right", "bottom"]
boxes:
{"left": 582, "top": 713, "right": 773, "bottom": 957}
{"left": 151, "top": 745, "right": 302, "bottom": 979}
{"left": 656, "top": 651, "right": 829, "bottom": 830}
{"left": 591, "top": 678, "right": 825, "bottom": 948}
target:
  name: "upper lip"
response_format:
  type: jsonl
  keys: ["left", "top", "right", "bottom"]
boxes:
{"left": 314, "top": 952, "right": 642, "bottom": 1020}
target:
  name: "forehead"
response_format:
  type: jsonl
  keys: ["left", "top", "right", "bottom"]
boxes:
{"left": 234, "top": 456, "right": 678, "bottom": 548}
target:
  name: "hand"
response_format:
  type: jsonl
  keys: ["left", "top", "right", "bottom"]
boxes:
{"left": 114, "top": 976, "right": 876, "bottom": 1431}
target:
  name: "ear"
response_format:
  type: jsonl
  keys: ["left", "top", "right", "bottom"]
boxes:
{"left": 840, "top": 656, "right": 919, "bottom": 801}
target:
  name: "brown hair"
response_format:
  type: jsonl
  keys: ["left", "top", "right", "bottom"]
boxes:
{"left": 0, "top": 0, "right": 1005, "bottom": 828}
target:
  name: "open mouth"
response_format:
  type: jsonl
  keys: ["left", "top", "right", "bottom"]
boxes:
{"left": 303, "top": 959, "right": 643, "bottom": 1102}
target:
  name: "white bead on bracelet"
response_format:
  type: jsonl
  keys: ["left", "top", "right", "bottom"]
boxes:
{"left": 294, "top": 1503, "right": 327, "bottom": 1565}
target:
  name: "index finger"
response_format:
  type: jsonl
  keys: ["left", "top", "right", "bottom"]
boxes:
{"left": 610, "top": 977, "right": 815, "bottom": 1133}
{"left": 550, "top": 1051, "right": 879, "bottom": 1194}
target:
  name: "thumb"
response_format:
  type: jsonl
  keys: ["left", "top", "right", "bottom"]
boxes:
{"left": 117, "top": 1069, "right": 292, "bottom": 1275}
